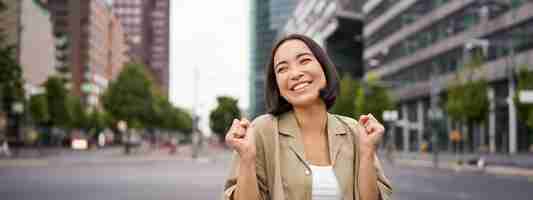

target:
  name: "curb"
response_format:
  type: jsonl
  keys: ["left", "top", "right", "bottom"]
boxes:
{"left": 485, "top": 166, "right": 533, "bottom": 177}
{"left": 0, "top": 159, "right": 50, "bottom": 167}
{"left": 397, "top": 159, "right": 533, "bottom": 177}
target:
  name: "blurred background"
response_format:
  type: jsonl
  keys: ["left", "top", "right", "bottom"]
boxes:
{"left": 1, "top": 0, "right": 533, "bottom": 200}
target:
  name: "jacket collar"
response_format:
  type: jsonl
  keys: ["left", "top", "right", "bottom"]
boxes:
{"left": 277, "top": 110, "right": 348, "bottom": 166}
{"left": 278, "top": 110, "right": 347, "bottom": 137}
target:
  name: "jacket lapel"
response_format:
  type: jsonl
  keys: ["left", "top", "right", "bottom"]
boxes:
{"left": 327, "top": 113, "right": 348, "bottom": 166}
{"left": 277, "top": 112, "right": 348, "bottom": 166}
{"left": 278, "top": 111, "right": 307, "bottom": 164}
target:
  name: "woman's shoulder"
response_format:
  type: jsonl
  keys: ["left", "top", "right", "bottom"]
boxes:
{"left": 251, "top": 114, "right": 276, "bottom": 133}
{"left": 252, "top": 114, "right": 275, "bottom": 125}
{"left": 331, "top": 113, "right": 359, "bottom": 127}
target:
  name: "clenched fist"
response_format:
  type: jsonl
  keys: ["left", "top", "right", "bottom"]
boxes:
{"left": 225, "top": 118, "right": 256, "bottom": 162}
{"left": 357, "top": 114, "right": 385, "bottom": 155}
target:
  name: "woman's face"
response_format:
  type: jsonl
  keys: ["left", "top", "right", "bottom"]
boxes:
{"left": 273, "top": 39, "right": 327, "bottom": 108}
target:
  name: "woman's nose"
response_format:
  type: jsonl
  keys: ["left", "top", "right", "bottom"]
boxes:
{"left": 290, "top": 70, "right": 304, "bottom": 81}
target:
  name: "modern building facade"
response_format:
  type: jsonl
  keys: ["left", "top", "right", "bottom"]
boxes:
{"left": 363, "top": 0, "right": 533, "bottom": 154}
{"left": 109, "top": 15, "right": 130, "bottom": 80}
{"left": 0, "top": 0, "right": 58, "bottom": 141}
{"left": 112, "top": 0, "right": 170, "bottom": 95}
{"left": 249, "top": 0, "right": 298, "bottom": 118}
{"left": 47, "top": 0, "right": 130, "bottom": 106}
{"left": 0, "top": 0, "right": 20, "bottom": 58}
{"left": 280, "top": 0, "right": 366, "bottom": 78}
{"left": 0, "top": 0, "right": 57, "bottom": 93}
{"left": 249, "top": 0, "right": 367, "bottom": 118}
{"left": 19, "top": 0, "right": 57, "bottom": 94}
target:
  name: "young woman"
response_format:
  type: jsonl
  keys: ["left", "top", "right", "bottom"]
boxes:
{"left": 223, "top": 34, "right": 392, "bottom": 200}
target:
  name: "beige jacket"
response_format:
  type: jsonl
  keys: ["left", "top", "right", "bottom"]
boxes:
{"left": 223, "top": 111, "right": 392, "bottom": 200}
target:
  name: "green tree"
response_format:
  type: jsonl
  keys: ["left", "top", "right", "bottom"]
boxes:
{"left": 445, "top": 51, "right": 489, "bottom": 123}
{"left": 515, "top": 64, "right": 533, "bottom": 128}
{"left": 445, "top": 51, "right": 489, "bottom": 152}
{"left": 66, "top": 95, "right": 88, "bottom": 129}
{"left": 148, "top": 94, "right": 192, "bottom": 133}
{"left": 28, "top": 94, "right": 49, "bottom": 125}
{"left": 209, "top": 96, "right": 241, "bottom": 141}
{"left": 102, "top": 62, "right": 153, "bottom": 129}
{"left": 43, "top": 76, "right": 71, "bottom": 128}
{"left": 445, "top": 81, "right": 465, "bottom": 122}
{"left": 84, "top": 110, "right": 111, "bottom": 139}
{"left": 354, "top": 78, "right": 393, "bottom": 122}
{"left": 330, "top": 74, "right": 360, "bottom": 118}
{"left": 0, "top": 11, "right": 25, "bottom": 115}
{"left": 165, "top": 107, "right": 192, "bottom": 133}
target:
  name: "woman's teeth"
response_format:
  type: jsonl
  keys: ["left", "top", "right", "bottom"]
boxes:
{"left": 293, "top": 82, "right": 309, "bottom": 91}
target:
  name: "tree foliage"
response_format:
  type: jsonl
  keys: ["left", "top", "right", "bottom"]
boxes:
{"left": 102, "top": 62, "right": 191, "bottom": 132}
{"left": 102, "top": 63, "right": 153, "bottom": 129}
{"left": 83, "top": 109, "right": 112, "bottom": 138}
{"left": 445, "top": 81, "right": 465, "bottom": 122}
{"left": 66, "top": 95, "right": 88, "bottom": 129}
{"left": 355, "top": 78, "right": 393, "bottom": 122}
{"left": 29, "top": 94, "right": 49, "bottom": 125}
{"left": 515, "top": 64, "right": 533, "bottom": 128}
{"left": 149, "top": 94, "right": 192, "bottom": 133}
{"left": 445, "top": 51, "right": 489, "bottom": 123}
{"left": 330, "top": 74, "right": 359, "bottom": 118}
{"left": 0, "top": 16, "right": 25, "bottom": 114}
{"left": 43, "top": 76, "right": 71, "bottom": 128}
{"left": 209, "top": 96, "right": 241, "bottom": 141}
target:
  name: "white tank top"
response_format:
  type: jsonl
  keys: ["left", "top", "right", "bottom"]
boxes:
{"left": 309, "top": 164, "right": 341, "bottom": 200}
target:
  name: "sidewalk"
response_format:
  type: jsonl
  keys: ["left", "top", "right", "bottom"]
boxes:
{"left": 387, "top": 151, "right": 533, "bottom": 177}
{"left": 394, "top": 151, "right": 533, "bottom": 168}
{"left": 0, "top": 144, "right": 231, "bottom": 167}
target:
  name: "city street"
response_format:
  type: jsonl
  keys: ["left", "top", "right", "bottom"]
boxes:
{"left": 1, "top": 152, "right": 533, "bottom": 200}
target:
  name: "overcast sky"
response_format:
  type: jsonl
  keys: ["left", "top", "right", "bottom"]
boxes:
{"left": 169, "top": 0, "right": 250, "bottom": 133}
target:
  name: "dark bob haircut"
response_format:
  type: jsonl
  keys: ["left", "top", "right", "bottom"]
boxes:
{"left": 265, "top": 34, "right": 340, "bottom": 116}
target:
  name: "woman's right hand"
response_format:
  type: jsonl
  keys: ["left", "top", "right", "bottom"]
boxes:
{"left": 225, "top": 118, "right": 256, "bottom": 163}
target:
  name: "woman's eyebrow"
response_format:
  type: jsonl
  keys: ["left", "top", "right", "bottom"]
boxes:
{"left": 275, "top": 52, "right": 312, "bottom": 69}
{"left": 296, "top": 52, "right": 312, "bottom": 59}
{"left": 274, "top": 60, "right": 288, "bottom": 69}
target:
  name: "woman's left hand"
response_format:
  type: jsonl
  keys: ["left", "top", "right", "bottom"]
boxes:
{"left": 357, "top": 113, "right": 385, "bottom": 155}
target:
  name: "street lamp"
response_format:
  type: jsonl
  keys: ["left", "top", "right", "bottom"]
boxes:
{"left": 427, "top": 104, "right": 444, "bottom": 168}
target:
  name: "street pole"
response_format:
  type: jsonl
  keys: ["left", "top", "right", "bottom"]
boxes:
{"left": 429, "top": 63, "right": 442, "bottom": 168}
{"left": 192, "top": 67, "right": 199, "bottom": 159}
{"left": 507, "top": 0, "right": 518, "bottom": 154}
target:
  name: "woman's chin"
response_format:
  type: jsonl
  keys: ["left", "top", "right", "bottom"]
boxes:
{"left": 287, "top": 94, "right": 321, "bottom": 108}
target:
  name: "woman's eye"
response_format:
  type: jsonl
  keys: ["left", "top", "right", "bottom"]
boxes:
{"left": 300, "top": 58, "right": 311, "bottom": 64}
{"left": 277, "top": 66, "right": 287, "bottom": 73}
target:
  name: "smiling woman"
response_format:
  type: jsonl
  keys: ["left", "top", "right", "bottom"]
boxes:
{"left": 265, "top": 34, "right": 339, "bottom": 116}
{"left": 222, "top": 34, "right": 392, "bottom": 200}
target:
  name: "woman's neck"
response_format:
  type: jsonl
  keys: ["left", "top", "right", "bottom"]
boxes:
{"left": 293, "top": 101, "right": 328, "bottom": 136}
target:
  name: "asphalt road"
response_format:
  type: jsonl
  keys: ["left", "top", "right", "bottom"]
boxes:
{"left": 1, "top": 156, "right": 532, "bottom": 200}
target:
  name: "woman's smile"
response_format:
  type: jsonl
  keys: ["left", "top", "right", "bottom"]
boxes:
{"left": 291, "top": 80, "right": 312, "bottom": 92}
{"left": 273, "top": 39, "right": 327, "bottom": 107}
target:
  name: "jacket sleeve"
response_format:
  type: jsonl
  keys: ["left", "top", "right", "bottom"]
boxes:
{"left": 222, "top": 122, "right": 270, "bottom": 200}
{"left": 338, "top": 115, "right": 392, "bottom": 200}
{"left": 374, "top": 155, "right": 392, "bottom": 200}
